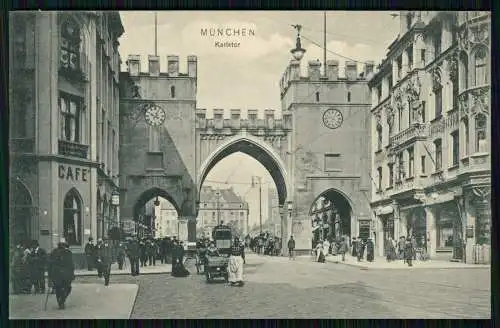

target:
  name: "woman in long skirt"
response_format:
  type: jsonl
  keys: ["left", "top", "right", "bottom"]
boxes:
{"left": 228, "top": 238, "right": 244, "bottom": 286}
{"left": 171, "top": 241, "right": 190, "bottom": 278}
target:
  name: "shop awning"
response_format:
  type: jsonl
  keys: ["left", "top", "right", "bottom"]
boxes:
{"left": 376, "top": 206, "right": 394, "bottom": 216}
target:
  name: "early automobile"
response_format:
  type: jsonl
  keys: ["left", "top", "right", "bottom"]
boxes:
{"left": 205, "top": 224, "right": 232, "bottom": 283}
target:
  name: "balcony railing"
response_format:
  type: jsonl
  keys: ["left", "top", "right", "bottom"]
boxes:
{"left": 390, "top": 123, "right": 429, "bottom": 147}
{"left": 9, "top": 138, "right": 35, "bottom": 154}
{"left": 58, "top": 139, "right": 89, "bottom": 159}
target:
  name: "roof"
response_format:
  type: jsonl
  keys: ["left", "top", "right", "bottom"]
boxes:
{"left": 200, "top": 185, "right": 247, "bottom": 205}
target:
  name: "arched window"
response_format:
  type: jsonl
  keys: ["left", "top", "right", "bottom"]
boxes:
{"left": 170, "top": 85, "right": 176, "bottom": 98}
{"left": 459, "top": 52, "right": 468, "bottom": 90}
{"left": 10, "top": 180, "right": 33, "bottom": 246}
{"left": 475, "top": 114, "right": 487, "bottom": 152}
{"left": 474, "top": 48, "right": 488, "bottom": 86}
{"left": 60, "top": 19, "right": 81, "bottom": 71}
{"left": 376, "top": 124, "right": 383, "bottom": 150}
{"left": 63, "top": 188, "right": 82, "bottom": 246}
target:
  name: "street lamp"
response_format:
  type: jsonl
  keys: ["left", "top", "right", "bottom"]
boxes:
{"left": 290, "top": 24, "right": 306, "bottom": 61}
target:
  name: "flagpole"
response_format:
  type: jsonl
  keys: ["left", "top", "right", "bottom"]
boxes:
{"left": 155, "top": 12, "right": 158, "bottom": 56}
{"left": 323, "top": 11, "right": 327, "bottom": 76}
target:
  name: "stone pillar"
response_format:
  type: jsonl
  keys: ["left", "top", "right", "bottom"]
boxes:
{"left": 402, "top": 48, "right": 409, "bottom": 76}
{"left": 187, "top": 217, "right": 197, "bottom": 242}
{"left": 279, "top": 205, "right": 287, "bottom": 256}
{"left": 377, "top": 216, "right": 384, "bottom": 257}
{"left": 424, "top": 207, "right": 437, "bottom": 259}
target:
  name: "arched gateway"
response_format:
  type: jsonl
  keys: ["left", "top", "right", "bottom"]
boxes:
{"left": 119, "top": 54, "right": 373, "bottom": 253}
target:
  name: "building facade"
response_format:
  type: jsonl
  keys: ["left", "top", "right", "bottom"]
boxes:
{"left": 198, "top": 186, "right": 249, "bottom": 237}
{"left": 9, "top": 11, "right": 123, "bottom": 268}
{"left": 152, "top": 199, "right": 180, "bottom": 238}
{"left": 369, "top": 11, "right": 490, "bottom": 263}
{"left": 267, "top": 188, "right": 281, "bottom": 236}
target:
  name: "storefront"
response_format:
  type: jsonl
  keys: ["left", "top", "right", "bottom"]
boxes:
{"left": 375, "top": 205, "right": 395, "bottom": 257}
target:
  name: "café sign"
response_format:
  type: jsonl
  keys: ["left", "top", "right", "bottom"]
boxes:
{"left": 58, "top": 165, "right": 89, "bottom": 182}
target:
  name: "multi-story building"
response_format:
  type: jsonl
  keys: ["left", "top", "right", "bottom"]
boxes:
{"left": 198, "top": 186, "right": 249, "bottom": 237}
{"left": 267, "top": 188, "right": 281, "bottom": 236}
{"left": 369, "top": 11, "right": 490, "bottom": 263}
{"left": 153, "top": 199, "right": 180, "bottom": 238}
{"left": 9, "top": 11, "right": 124, "bottom": 268}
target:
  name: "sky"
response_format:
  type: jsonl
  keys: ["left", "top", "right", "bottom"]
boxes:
{"left": 118, "top": 11, "right": 400, "bottom": 227}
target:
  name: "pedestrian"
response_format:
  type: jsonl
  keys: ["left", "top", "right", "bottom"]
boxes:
{"left": 117, "top": 243, "right": 126, "bottom": 270}
{"left": 356, "top": 238, "right": 365, "bottom": 262}
{"left": 274, "top": 238, "right": 281, "bottom": 256}
{"left": 339, "top": 237, "right": 348, "bottom": 262}
{"left": 84, "top": 237, "right": 96, "bottom": 271}
{"left": 160, "top": 237, "right": 168, "bottom": 264}
{"left": 240, "top": 239, "right": 246, "bottom": 264}
{"left": 316, "top": 240, "right": 326, "bottom": 263}
{"left": 385, "top": 237, "right": 394, "bottom": 262}
{"left": 126, "top": 237, "right": 140, "bottom": 276}
{"left": 97, "top": 238, "right": 113, "bottom": 286}
{"left": 96, "top": 239, "right": 104, "bottom": 277}
{"left": 147, "top": 240, "right": 156, "bottom": 266}
{"left": 228, "top": 237, "right": 244, "bottom": 287}
{"left": 323, "top": 239, "right": 330, "bottom": 258}
{"left": 366, "top": 238, "right": 375, "bottom": 262}
{"left": 171, "top": 240, "right": 190, "bottom": 277}
{"left": 398, "top": 236, "right": 406, "bottom": 263}
{"left": 29, "top": 240, "right": 47, "bottom": 294}
{"left": 139, "top": 239, "right": 147, "bottom": 267}
{"left": 411, "top": 235, "right": 417, "bottom": 261}
{"left": 48, "top": 238, "right": 75, "bottom": 310}
{"left": 258, "top": 237, "right": 264, "bottom": 255}
{"left": 10, "top": 243, "right": 25, "bottom": 294}
{"left": 405, "top": 237, "right": 414, "bottom": 267}
{"left": 351, "top": 237, "right": 358, "bottom": 258}
{"left": 287, "top": 236, "right": 295, "bottom": 260}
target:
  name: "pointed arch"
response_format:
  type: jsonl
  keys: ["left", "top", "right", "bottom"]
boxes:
{"left": 471, "top": 45, "right": 489, "bottom": 86}
{"left": 10, "top": 178, "right": 34, "bottom": 246}
{"left": 197, "top": 134, "right": 291, "bottom": 205}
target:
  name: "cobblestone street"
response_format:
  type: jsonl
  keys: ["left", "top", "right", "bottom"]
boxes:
{"left": 74, "top": 253, "right": 490, "bottom": 319}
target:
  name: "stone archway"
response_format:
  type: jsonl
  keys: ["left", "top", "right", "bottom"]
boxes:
{"left": 9, "top": 179, "right": 33, "bottom": 246}
{"left": 309, "top": 188, "right": 353, "bottom": 247}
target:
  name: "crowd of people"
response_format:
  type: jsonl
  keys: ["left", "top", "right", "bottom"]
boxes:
{"left": 248, "top": 232, "right": 282, "bottom": 256}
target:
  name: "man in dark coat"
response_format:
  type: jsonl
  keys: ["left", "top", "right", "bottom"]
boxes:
{"left": 160, "top": 238, "right": 168, "bottom": 264}
{"left": 126, "top": 237, "right": 141, "bottom": 276}
{"left": 117, "top": 243, "right": 126, "bottom": 270}
{"left": 84, "top": 237, "right": 96, "bottom": 271}
{"left": 351, "top": 237, "right": 358, "bottom": 257}
{"left": 96, "top": 239, "right": 104, "bottom": 277}
{"left": 29, "top": 240, "right": 47, "bottom": 294}
{"left": 287, "top": 236, "right": 295, "bottom": 260}
{"left": 10, "top": 243, "right": 25, "bottom": 294}
{"left": 48, "top": 238, "right": 75, "bottom": 309}
{"left": 366, "top": 238, "right": 375, "bottom": 262}
{"left": 398, "top": 236, "right": 406, "bottom": 262}
{"left": 404, "top": 238, "right": 414, "bottom": 267}
{"left": 97, "top": 238, "right": 113, "bottom": 286}
{"left": 139, "top": 239, "right": 147, "bottom": 267}
{"left": 147, "top": 240, "right": 156, "bottom": 266}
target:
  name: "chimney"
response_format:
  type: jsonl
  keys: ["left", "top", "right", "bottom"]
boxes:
{"left": 289, "top": 59, "right": 301, "bottom": 80}
{"left": 127, "top": 54, "right": 141, "bottom": 76}
{"left": 148, "top": 55, "right": 160, "bottom": 77}
{"left": 167, "top": 55, "right": 179, "bottom": 77}
{"left": 364, "top": 61, "right": 375, "bottom": 79}
{"left": 326, "top": 60, "right": 339, "bottom": 80}
{"left": 345, "top": 61, "right": 358, "bottom": 81}
{"left": 308, "top": 60, "right": 322, "bottom": 81}
{"left": 187, "top": 55, "right": 197, "bottom": 78}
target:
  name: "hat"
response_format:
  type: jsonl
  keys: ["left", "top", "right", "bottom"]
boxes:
{"left": 59, "top": 237, "right": 67, "bottom": 244}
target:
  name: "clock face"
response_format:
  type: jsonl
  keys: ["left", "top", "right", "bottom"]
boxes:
{"left": 144, "top": 105, "right": 166, "bottom": 126}
{"left": 323, "top": 109, "right": 343, "bottom": 129}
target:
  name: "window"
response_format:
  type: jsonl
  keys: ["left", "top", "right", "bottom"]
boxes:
{"left": 460, "top": 52, "right": 468, "bottom": 90}
{"left": 398, "top": 107, "right": 403, "bottom": 131}
{"left": 451, "top": 130, "right": 459, "bottom": 166}
{"left": 59, "top": 92, "right": 82, "bottom": 142}
{"left": 421, "top": 155, "right": 426, "bottom": 174}
{"left": 376, "top": 84, "right": 382, "bottom": 102}
{"left": 387, "top": 74, "right": 393, "bottom": 92}
{"left": 406, "top": 13, "right": 412, "bottom": 30}
{"left": 452, "top": 75, "right": 459, "bottom": 110}
{"left": 433, "top": 28, "right": 442, "bottom": 59}
{"left": 63, "top": 189, "right": 82, "bottom": 246}
{"left": 474, "top": 48, "right": 488, "bottom": 86}
{"left": 463, "top": 118, "right": 469, "bottom": 156}
{"left": 60, "top": 20, "right": 81, "bottom": 71}
{"left": 408, "top": 147, "right": 414, "bottom": 177}
{"left": 376, "top": 124, "right": 382, "bottom": 151}
{"left": 397, "top": 56, "right": 402, "bottom": 80}
{"left": 434, "top": 139, "right": 442, "bottom": 171}
{"left": 421, "top": 101, "right": 426, "bottom": 122}
{"left": 388, "top": 163, "right": 394, "bottom": 187}
{"left": 347, "top": 92, "right": 351, "bottom": 103}
{"left": 316, "top": 92, "right": 320, "bottom": 102}
{"left": 398, "top": 152, "right": 405, "bottom": 181}
{"left": 475, "top": 114, "right": 487, "bottom": 152}
{"left": 170, "top": 85, "right": 176, "bottom": 98}
{"left": 377, "top": 167, "right": 382, "bottom": 191}
{"left": 421, "top": 49, "right": 426, "bottom": 66}
{"left": 434, "top": 87, "right": 442, "bottom": 119}
{"left": 240, "top": 211, "right": 244, "bottom": 217}
{"left": 407, "top": 45, "right": 414, "bottom": 70}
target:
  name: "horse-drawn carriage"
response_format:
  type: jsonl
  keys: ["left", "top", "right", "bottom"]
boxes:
{"left": 204, "top": 224, "right": 233, "bottom": 283}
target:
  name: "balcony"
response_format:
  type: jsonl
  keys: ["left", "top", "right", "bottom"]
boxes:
{"left": 59, "top": 51, "right": 90, "bottom": 83}
{"left": 9, "top": 138, "right": 35, "bottom": 154}
{"left": 388, "top": 177, "right": 422, "bottom": 197}
{"left": 390, "top": 123, "right": 429, "bottom": 148}
{"left": 58, "top": 140, "right": 89, "bottom": 159}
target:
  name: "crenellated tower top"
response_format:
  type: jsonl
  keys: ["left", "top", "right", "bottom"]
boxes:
{"left": 124, "top": 54, "right": 197, "bottom": 78}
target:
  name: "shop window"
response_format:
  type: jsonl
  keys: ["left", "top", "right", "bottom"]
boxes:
{"left": 474, "top": 48, "right": 488, "bottom": 86}
{"left": 59, "top": 92, "right": 82, "bottom": 143}
{"left": 60, "top": 20, "right": 81, "bottom": 72}
{"left": 451, "top": 130, "right": 459, "bottom": 166}
{"left": 408, "top": 147, "right": 414, "bottom": 177}
{"left": 434, "top": 139, "right": 442, "bottom": 171}
{"left": 475, "top": 114, "right": 487, "bottom": 152}
{"left": 63, "top": 188, "right": 82, "bottom": 246}
{"left": 438, "top": 221, "right": 454, "bottom": 248}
